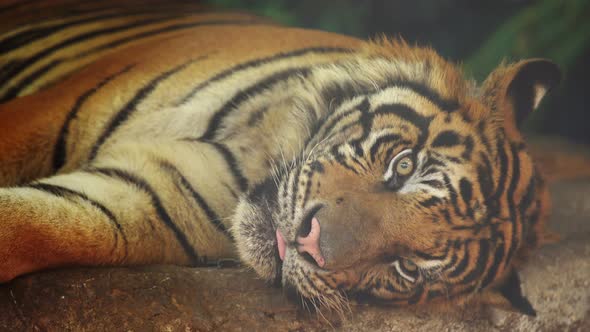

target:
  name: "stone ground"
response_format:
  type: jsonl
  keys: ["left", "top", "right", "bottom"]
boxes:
{"left": 0, "top": 137, "right": 589, "bottom": 331}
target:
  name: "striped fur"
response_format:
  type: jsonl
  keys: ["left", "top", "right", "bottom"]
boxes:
{"left": 0, "top": 1, "right": 559, "bottom": 316}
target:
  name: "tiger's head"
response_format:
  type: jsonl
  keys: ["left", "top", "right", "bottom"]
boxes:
{"left": 232, "top": 40, "right": 560, "bottom": 316}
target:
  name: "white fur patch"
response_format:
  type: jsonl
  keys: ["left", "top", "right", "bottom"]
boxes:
{"left": 533, "top": 84, "right": 547, "bottom": 110}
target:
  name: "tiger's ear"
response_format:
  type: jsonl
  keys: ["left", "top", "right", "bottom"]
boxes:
{"left": 479, "top": 269, "right": 536, "bottom": 317}
{"left": 483, "top": 59, "right": 561, "bottom": 131}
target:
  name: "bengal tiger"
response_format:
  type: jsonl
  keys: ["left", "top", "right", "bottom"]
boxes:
{"left": 0, "top": 0, "right": 560, "bottom": 317}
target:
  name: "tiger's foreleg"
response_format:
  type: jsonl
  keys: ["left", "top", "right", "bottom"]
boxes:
{"left": 0, "top": 156, "right": 226, "bottom": 282}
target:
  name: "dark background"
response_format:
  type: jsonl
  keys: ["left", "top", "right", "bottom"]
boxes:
{"left": 206, "top": 0, "right": 590, "bottom": 144}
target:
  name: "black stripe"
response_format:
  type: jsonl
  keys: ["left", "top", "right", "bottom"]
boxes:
{"left": 402, "top": 79, "right": 459, "bottom": 112}
{"left": 441, "top": 208, "right": 453, "bottom": 224}
{"left": 330, "top": 145, "right": 361, "bottom": 175}
{"left": 459, "top": 178, "right": 474, "bottom": 218}
{"left": 248, "top": 176, "right": 279, "bottom": 207}
{"left": 422, "top": 155, "right": 446, "bottom": 169}
{"left": 427, "top": 289, "right": 445, "bottom": 300}
{"left": 88, "top": 57, "right": 203, "bottom": 161}
{"left": 484, "top": 137, "right": 509, "bottom": 220}
{"left": 199, "top": 66, "right": 312, "bottom": 141}
{"left": 208, "top": 141, "right": 249, "bottom": 192}
{"left": 308, "top": 98, "right": 363, "bottom": 147}
{"left": 300, "top": 270, "right": 324, "bottom": 296}
{"left": 53, "top": 64, "right": 134, "bottom": 171}
{"left": 431, "top": 130, "right": 461, "bottom": 148}
{"left": 0, "top": 11, "right": 174, "bottom": 56}
{"left": 477, "top": 121, "right": 492, "bottom": 154}
{"left": 0, "top": 59, "right": 22, "bottom": 89}
{"left": 491, "top": 137, "right": 509, "bottom": 203}
{"left": 407, "top": 284, "right": 425, "bottom": 305}
{"left": 440, "top": 242, "right": 459, "bottom": 271}
{"left": 448, "top": 242, "right": 469, "bottom": 278}
{"left": 299, "top": 175, "right": 313, "bottom": 211}
{"left": 320, "top": 77, "right": 459, "bottom": 115}
{"left": 0, "top": 20, "right": 268, "bottom": 102}
{"left": 309, "top": 160, "right": 324, "bottom": 174}
{"left": 373, "top": 103, "right": 432, "bottom": 137}
{"left": 419, "top": 197, "right": 442, "bottom": 208}
{"left": 459, "top": 239, "right": 490, "bottom": 284}
{"left": 420, "top": 179, "right": 444, "bottom": 189}
{"left": 368, "top": 134, "right": 402, "bottom": 163}
{"left": 479, "top": 234, "right": 505, "bottom": 289}
{"left": 504, "top": 144, "right": 521, "bottom": 266}
{"left": 181, "top": 137, "right": 249, "bottom": 192}
{"left": 0, "top": 16, "right": 171, "bottom": 98}
{"left": 347, "top": 98, "right": 373, "bottom": 153}
{"left": 386, "top": 280, "right": 402, "bottom": 294}
{"left": 306, "top": 80, "right": 447, "bottom": 154}
{"left": 158, "top": 160, "right": 232, "bottom": 238}
{"left": 349, "top": 154, "right": 369, "bottom": 172}
{"left": 477, "top": 153, "right": 495, "bottom": 203}
{"left": 26, "top": 182, "right": 128, "bottom": 259}
{"left": 176, "top": 46, "right": 352, "bottom": 105}
{"left": 6, "top": 59, "right": 63, "bottom": 99}
{"left": 1, "top": 19, "right": 267, "bottom": 100}
{"left": 223, "top": 182, "right": 240, "bottom": 200}
{"left": 413, "top": 248, "right": 448, "bottom": 261}
{"left": 290, "top": 167, "right": 303, "bottom": 220}
{"left": 462, "top": 135, "right": 474, "bottom": 160}
{"left": 90, "top": 167, "right": 199, "bottom": 263}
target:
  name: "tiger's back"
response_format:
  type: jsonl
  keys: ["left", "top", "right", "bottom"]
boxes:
{"left": 0, "top": 1, "right": 560, "bottom": 316}
{"left": 0, "top": 3, "right": 361, "bottom": 184}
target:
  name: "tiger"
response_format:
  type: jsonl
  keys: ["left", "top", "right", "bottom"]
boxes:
{"left": 0, "top": 0, "right": 560, "bottom": 317}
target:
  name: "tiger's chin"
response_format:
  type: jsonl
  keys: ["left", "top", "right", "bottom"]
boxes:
{"left": 231, "top": 194, "right": 283, "bottom": 283}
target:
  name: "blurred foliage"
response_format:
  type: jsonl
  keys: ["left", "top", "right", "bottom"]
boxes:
{"left": 464, "top": 0, "right": 590, "bottom": 131}
{"left": 205, "top": 0, "right": 590, "bottom": 142}
{"left": 207, "top": 0, "right": 368, "bottom": 36}
{"left": 465, "top": 0, "right": 590, "bottom": 80}
{"left": 210, "top": 0, "right": 298, "bottom": 26}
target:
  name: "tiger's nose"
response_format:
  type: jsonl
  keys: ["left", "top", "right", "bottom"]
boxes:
{"left": 296, "top": 217, "right": 326, "bottom": 267}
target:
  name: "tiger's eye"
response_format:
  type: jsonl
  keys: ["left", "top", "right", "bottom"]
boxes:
{"left": 396, "top": 157, "right": 414, "bottom": 176}
{"left": 400, "top": 258, "right": 417, "bottom": 272}
{"left": 392, "top": 258, "right": 419, "bottom": 283}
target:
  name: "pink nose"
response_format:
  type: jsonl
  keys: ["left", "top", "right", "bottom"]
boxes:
{"left": 296, "top": 217, "right": 325, "bottom": 267}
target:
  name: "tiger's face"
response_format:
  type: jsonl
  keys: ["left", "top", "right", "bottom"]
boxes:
{"left": 232, "top": 46, "right": 560, "bottom": 315}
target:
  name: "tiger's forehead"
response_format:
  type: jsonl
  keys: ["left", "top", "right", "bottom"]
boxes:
{"left": 322, "top": 85, "right": 481, "bottom": 144}
{"left": 303, "top": 46, "right": 484, "bottom": 133}
{"left": 359, "top": 39, "right": 469, "bottom": 98}
{"left": 297, "top": 41, "right": 493, "bottom": 173}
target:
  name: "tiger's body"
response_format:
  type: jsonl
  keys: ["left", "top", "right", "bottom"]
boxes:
{"left": 0, "top": 1, "right": 560, "bottom": 315}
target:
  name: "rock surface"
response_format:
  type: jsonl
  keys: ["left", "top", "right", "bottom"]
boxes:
{"left": 1, "top": 139, "right": 589, "bottom": 331}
